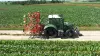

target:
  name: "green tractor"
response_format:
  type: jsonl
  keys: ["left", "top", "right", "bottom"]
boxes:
{"left": 23, "top": 12, "right": 83, "bottom": 39}
{"left": 44, "top": 14, "right": 83, "bottom": 39}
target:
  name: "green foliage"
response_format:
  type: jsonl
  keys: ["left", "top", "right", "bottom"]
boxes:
{"left": 0, "top": 4, "right": 100, "bottom": 29}
{"left": 0, "top": 40, "right": 100, "bottom": 56}
{"left": 10, "top": 0, "right": 64, "bottom": 5}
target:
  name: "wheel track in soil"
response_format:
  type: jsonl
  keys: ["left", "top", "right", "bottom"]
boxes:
{"left": 0, "top": 30, "right": 100, "bottom": 41}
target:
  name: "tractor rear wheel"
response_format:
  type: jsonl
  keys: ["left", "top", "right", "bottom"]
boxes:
{"left": 44, "top": 27, "right": 58, "bottom": 39}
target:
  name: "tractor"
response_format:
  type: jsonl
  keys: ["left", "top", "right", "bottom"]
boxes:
{"left": 23, "top": 12, "right": 83, "bottom": 39}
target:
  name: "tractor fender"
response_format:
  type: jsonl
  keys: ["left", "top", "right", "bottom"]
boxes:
{"left": 44, "top": 24, "right": 58, "bottom": 38}
{"left": 44, "top": 24, "right": 57, "bottom": 30}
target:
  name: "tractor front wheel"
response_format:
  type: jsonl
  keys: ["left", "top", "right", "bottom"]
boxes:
{"left": 65, "top": 29, "right": 79, "bottom": 38}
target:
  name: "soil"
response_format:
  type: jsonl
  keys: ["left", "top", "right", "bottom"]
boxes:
{"left": 0, "top": 30, "right": 100, "bottom": 41}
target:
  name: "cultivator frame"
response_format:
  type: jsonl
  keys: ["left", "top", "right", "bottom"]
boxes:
{"left": 23, "top": 12, "right": 44, "bottom": 38}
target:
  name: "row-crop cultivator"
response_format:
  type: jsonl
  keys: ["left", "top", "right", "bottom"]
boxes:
{"left": 23, "top": 12, "right": 83, "bottom": 39}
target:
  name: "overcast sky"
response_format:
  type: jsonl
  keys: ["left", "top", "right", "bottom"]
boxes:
{"left": 0, "top": 0, "right": 70, "bottom": 2}
{"left": 0, "top": 0, "right": 27, "bottom": 1}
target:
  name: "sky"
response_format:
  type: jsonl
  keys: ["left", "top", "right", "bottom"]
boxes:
{"left": 0, "top": 0, "right": 27, "bottom": 1}
{"left": 0, "top": 0, "right": 70, "bottom": 2}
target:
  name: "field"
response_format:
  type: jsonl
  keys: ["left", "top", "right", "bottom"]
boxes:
{"left": 0, "top": 40, "right": 100, "bottom": 56}
{"left": 1, "top": 3, "right": 100, "bottom": 56}
{"left": 0, "top": 3, "right": 100, "bottom": 30}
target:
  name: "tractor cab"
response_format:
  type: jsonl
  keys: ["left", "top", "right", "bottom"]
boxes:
{"left": 48, "top": 14, "right": 64, "bottom": 30}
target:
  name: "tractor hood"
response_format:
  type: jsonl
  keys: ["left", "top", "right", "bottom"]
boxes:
{"left": 64, "top": 22, "right": 74, "bottom": 30}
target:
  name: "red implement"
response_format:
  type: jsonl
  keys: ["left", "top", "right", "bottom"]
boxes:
{"left": 23, "top": 12, "right": 44, "bottom": 35}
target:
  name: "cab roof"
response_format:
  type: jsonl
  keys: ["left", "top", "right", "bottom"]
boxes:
{"left": 48, "top": 14, "right": 62, "bottom": 18}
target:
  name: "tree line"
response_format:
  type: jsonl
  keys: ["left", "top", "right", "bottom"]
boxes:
{"left": 11, "top": 0, "right": 65, "bottom": 5}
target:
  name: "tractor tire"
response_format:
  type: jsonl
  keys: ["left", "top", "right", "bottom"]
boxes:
{"left": 44, "top": 27, "right": 58, "bottom": 39}
{"left": 65, "top": 29, "right": 79, "bottom": 38}
{"left": 72, "top": 30, "right": 79, "bottom": 38}
{"left": 59, "top": 31, "right": 67, "bottom": 39}
{"left": 43, "top": 30, "right": 49, "bottom": 39}
{"left": 64, "top": 30, "right": 72, "bottom": 38}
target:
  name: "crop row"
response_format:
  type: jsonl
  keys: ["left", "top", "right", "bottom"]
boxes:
{"left": 0, "top": 4, "right": 100, "bottom": 29}
{"left": 0, "top": 40, "right": 100, "bottom": 56}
